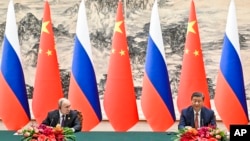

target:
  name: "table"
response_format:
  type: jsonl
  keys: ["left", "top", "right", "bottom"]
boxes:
{"left": 0, "top": 130, "right": 177, "bottom": 141}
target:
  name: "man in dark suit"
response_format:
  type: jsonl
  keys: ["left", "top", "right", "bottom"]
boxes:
{"left": 178, "top": 92, "right": 216, "bottom": 130}
{"left": 42, "top": 98, "right": 82, "bottom": 132}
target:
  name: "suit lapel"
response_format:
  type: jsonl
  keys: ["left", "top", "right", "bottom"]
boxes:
{"left": 188, "top": 107, "right": 195, "bottom": 128}
{"left": 64, "top": 111, "right": 72, "bottom": 127}
{"left": 200, "top": 108, "right": 206, "bottom": 127}
{"left": 55, "top": 110, "right": 60, "bottom": 125}
{"left": 64, "top": 114, "right": 69, "bottom": 126}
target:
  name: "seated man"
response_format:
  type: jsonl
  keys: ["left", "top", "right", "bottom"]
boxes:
{"left": 42, "top": 98, "right": 82, "bottom": 132}
{"left": 178, "top": 92, "right": 216, "bottom": 130}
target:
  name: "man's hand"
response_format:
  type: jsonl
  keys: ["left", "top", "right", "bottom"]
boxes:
{"left": 184, "top": 126, "right": 192, "bottom": 129}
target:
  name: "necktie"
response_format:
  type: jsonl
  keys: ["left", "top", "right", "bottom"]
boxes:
{"left": 61, "top": 115, "right": 65, "bottom": 127}
{"left": 195, "top": 112, "right": 199, "bottom": 129}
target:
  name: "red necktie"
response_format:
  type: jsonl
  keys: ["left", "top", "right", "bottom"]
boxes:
{"left": 195, "top": 112, "right": 199, "bottom": 129}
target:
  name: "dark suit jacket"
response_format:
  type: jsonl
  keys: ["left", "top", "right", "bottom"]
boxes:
{"left": 42, "top": 109, "right": 82, "bottom": 132}
{"left": 178, "top": 106, "right": 216, "bottom": 130}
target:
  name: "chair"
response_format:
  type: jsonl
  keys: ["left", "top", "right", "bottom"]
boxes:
{"left": 75, "top": 110, "right": 83, "bottom": 125}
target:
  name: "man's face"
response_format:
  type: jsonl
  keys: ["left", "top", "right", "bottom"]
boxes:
{"left": 60, "top": 101, "right": 71, "bottom": 115}
{"left": 191, "top": 96, "right": 204, "bottom": 111}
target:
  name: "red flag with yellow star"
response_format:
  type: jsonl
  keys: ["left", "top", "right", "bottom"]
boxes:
{"left": 32, "top": 1, "right": 63, "bottom": 124}
{"left": 177, "top": 0, "right": 211, "bottom": 112}
{"left": 103, "top": 1, "right": 139, "bottom": 131}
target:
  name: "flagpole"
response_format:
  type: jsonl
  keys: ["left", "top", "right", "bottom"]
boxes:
{"left": 124, "top": 0, "right": 126, "bottom": 20}
{"left": 119, "top": 0, "right": 127, "bottom": 21}
{"left": 120, "top": 0, "right": 127, "bottom": 34}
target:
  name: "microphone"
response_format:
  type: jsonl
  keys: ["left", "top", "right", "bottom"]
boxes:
{"left": 201, "top": 118, "right": 204, "bottom": 127}
{"left": 49, "top": 118, "right": 54, "bottom": 126}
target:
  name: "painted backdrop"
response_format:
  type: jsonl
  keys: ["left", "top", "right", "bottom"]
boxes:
{"left": 0, "top": 0, "right": 250, "bottom": 101}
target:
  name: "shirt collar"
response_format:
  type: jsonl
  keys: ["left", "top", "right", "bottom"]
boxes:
{"left": 193, "top": 110, "right": 201, "bottom": 115}
{"left": 59, "top": 111, "right": 64, "bottom": 117}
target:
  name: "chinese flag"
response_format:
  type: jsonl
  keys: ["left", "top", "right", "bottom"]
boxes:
{"left": 32, "top": 1, "right": 63, "bottom": 124}
{"left": 177, "top": 0, "right": 211, "bottom": 112}
{"left": 103, "top": 0, "right": 139, "bottom": 131}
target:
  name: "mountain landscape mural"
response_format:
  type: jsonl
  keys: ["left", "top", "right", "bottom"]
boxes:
{"left": 0, "top": 0, "right": 250, "bottom": 101}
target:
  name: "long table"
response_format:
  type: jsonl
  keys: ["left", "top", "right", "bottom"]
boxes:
{"left": 0, "top": 130, "right": 177, "bottom": 141}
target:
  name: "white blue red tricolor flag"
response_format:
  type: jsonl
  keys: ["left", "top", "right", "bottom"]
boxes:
{"left": 214, "top": 0, "right": 249, "bottom": 130}
{"left": 68, "top": 0, "right": 102, "bottom": 131}
{"left": 0, "top": 0, "right": 30, "bottom": 130}
{"left": 141, "top": 0, "right": 176, "bottom": 131}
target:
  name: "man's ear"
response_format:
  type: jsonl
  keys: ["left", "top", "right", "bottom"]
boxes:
{"left": 58, "top": 100, "right": 63, "bottom": 109}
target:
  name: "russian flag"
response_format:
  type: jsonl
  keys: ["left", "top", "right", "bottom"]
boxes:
{"left": 0, "top": 0, "right": 30, "bottom": 130}
{"left": 68, "top": 0, "right": 102, "bottom": 131}
{"left": 214, "top": 0, "right": 249, "bottom": 130}
{"left": 141, "top": 0, "right": 176, "bottom": 131}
